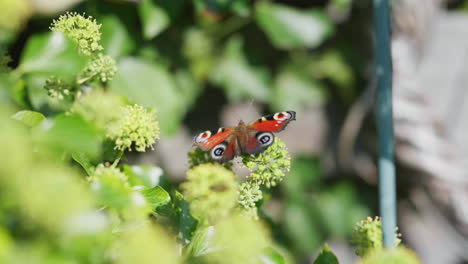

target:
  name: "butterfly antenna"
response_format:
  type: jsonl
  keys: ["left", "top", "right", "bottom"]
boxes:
{"left": 246, "top": 97, "right": 254, "bottom": 112}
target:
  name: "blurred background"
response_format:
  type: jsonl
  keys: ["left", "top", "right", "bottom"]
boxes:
{"left": 3, "top": 0, "right": 468, "bottom": 263}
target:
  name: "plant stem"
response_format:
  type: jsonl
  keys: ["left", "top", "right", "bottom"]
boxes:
{"left": 112, "top": 151, "right": 124, "bottom": 167}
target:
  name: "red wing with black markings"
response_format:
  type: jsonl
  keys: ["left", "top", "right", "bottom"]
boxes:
{"left": 193, "top": 127, "right": 233, "bottom": 151}
{"left": 248, "top": 111, "right": 296, "bottom": 132}
{"left": 194, "top": 127, "right": 240, "bottom": 162}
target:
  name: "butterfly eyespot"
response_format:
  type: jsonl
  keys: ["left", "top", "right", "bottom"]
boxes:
{"left": 211, "top": 143, "right": 227, "bottom": 160}
{"left": 273, "top": 112, "right": 290, "bottom": 121}
{"left": 256, "top": 132, "right": 274, "bottom": 146}
{"left": 196, "top": 131, "right": 211, "bottom": 143}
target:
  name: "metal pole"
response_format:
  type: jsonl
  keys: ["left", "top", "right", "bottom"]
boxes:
{"left": 373, "top": 0, "right": 396, "bottom": 248}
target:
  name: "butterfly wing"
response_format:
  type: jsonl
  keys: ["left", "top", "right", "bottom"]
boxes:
{"left": 193, "top": 127, "right": 239, "bottom": 162}
{"left": 210, "top": 135, "right": 240, "bottom": 162}
{"left": 241, "top": 111, "right": 296, "bottom": 155}
{"left": 248, "top": 111, "right": 296, "bottom": 132}
{"left": 193, "top": 127, "right": 233, "bottom": 151}
{"left": 242, "top": 130, "right": 275, "bottom": 155}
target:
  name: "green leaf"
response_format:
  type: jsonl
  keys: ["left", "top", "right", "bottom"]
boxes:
{"left": 19, "top": 32, "right": 88, "bottom": 77}
{"left": 283, "top": 157, "right": 321, "bottom": 201}
{"left": 284, "top": 202, "right": 321, "bottom": 256}
{"left": 11, "top": 110, "right": 45, "bottom": 127}
{"left": 272, "top": 68, "right": 326, "bottom": 111}
{"left": 139, "top": 0, "right": 170, "bottom": 40}
{"left": 312, "top": 51, "right": 355, "bottom": 103}
{"left": 72, "top": 152, "right": 95, "bottom": 176}
{"left": 313, "top": 244, "right": 339, "bottom": 264}
{"left": 156, "top": 191, "right": 198, "bottom": 241}
{"left": 102, "top": 139, "right": 122, "bottom": 163}
{"left": 210, "top": 37, "right": 270, "bottom": 102}
{"left": 316, "top": 183, "right": 369, "bottom": 237}
{"left": 123, "top": 164, "right": 163, "bottom": 188}
{"left": 110, "top": 57, "right": 183, "bottom": 135}
{"left": 260, "top": 248, "right": 286, "bottom": 264}
{"left": 101, "top": 15, "right": 136, "bottom": 58}
{"left": 185, "top": 226, "right": 218, "bottom": 262}
{"left": 174, "top": 70, "right": 202, "bottom": 110}
{"left": 255, "top": 2, "right": 333, "bottom": 49}
{"left": 35, "top": 114, "right": 102, "bottom": 159}
{"left": 11, "top": 79, "right": 29, "bottom": 108}
{"left": 142, "top": 185, "right": 171, "bottom": 209}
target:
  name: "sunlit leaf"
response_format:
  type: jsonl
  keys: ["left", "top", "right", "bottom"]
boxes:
{"left": 260, "top": 247, "right": 286, "bottom": 264}
{"left": 271, "top": 68, "right": 326, "bottom": 111}
{"left": 256, "top": 2, "right": 333, "bottom": 49}
{"left": 35, "top": 114, "right": 102, "bottom": 159}
{"left": 11, "top": 110, "right": 45, "bottom": 127}
{"left": 138, "top": 0, "right": 170, "bottom": 40}
{"left": 110, "top": 57, "right": 183, "bottom": 135}
{"left": 123, "top": 164, "right": 163, "bottom": 188}
{"left": 142, "top": 186, "right": 171, "bottom": 209}
{"left": 101, "top": 15, "right": 136, "bottom": 58}
{"left": 210, "top": 37, "right": 270, "bottom": 102}
{"left": 72, "top": 152, "right": 95, "bottom": 176}
{"left": 19, "top": 32, "right": 88, "bottom": 77}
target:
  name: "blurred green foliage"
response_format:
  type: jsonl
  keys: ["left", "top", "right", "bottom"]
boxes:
{"left": 0, "top": 0, "right": 421, "bottom": 263}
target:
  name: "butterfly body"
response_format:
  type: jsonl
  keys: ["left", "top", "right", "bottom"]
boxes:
{"left": 194, "top": 111, "right": 296, "bottom": 162}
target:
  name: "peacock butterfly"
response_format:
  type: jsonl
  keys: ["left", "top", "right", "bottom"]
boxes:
{"left": 194, "top": 111, "right": 296, "bottom": 162}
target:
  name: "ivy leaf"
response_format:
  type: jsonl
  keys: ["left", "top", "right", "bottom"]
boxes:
{"left": 35, "top": 114, "right": 102, "bottom": 159}
{"left": 255, "top": 2, "right": 333, "bottom": 49}
{"left": 185, "top": 226, "right": 216, "bottom": 260}
{"left": 110, "top": 57, "right": 183, "bottom": 135}
{"left": 313, "top": 244, "right": 339, "bottom": 264}
{"left": 156, "top": 191, "right": 198, "bottom": 242}
{"left": 271, "top": 68, "right": 326, "bottom": 111}
{"left": 72, "top": 152, "right": 95, "bottom": 176}
{"left": 19, "top": 32, "right": 88, "bottom": 77}
{"left": 138, "top": 0, "right": 170, "bottom": 40}
{"left": 284, "top": 202, "right": 321, "bottom": 256}
{"left": 123, "top": 165, "right": 163, "bottom": 188}
{"left": 101, "top": 15, "right": 136, "bottom": 58}
{"left": 316, "top": 183, "right": 369, "bottom": 237}
{"left": 11, "top": 110, "right": 45, "bottom": 127}
{"left": 210, "top": 37, "right": 270, "bottom": 102}
{"left": 259, "top": 248, "right": 286, "bottom": 264}
{"left": 142, "top": 186, "right": 171, "bottom": 210}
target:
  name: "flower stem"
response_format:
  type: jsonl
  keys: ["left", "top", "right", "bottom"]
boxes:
{"left": 112, "top": 151, "right": 124, "bottom": 167}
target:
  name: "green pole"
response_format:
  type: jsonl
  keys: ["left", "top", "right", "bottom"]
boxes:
{"left": 373, "top": 0, "right": 396, "bottom": 248}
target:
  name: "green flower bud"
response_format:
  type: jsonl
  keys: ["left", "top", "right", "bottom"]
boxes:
{"left": 181, "top": 164, "right": 237, "bottom": 223}
{"left": 359, "top": 247, "right": 421, "bottom": 264}
{"left": 109, "top": 104, "right": 160, "bottom": 152}
{"left": 113, "top": 223, "right": 179, "bottom": 264}
{"left": 90, "top": 163, "right": 128, "bottom": 183}
{"left": 44, "top": 76, "right": 74, "bottom": 100}
{"left": 237, "top": 181, "right": 262, "bottom": 219}
{"left": 242, "top": 138, "right": 291, "bottom": 188}
{"left": 351, "top": 216, "right": 401, "bottom": 257}
{"left": 50, "top": 12, "right": 103, "bottom": 56}
{"left": 78, "top": 53, "right": 117, "bottom": 84}
{"left": 205, "top": 214, "right": 272, "bottom": 264}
